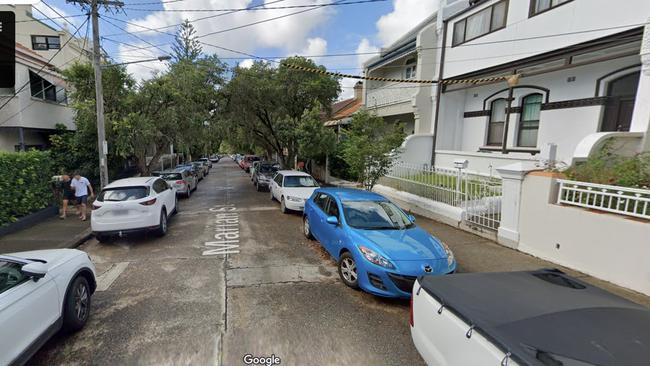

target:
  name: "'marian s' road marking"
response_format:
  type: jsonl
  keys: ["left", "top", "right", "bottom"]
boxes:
{"left": 203, "top": 204, "right": 240, "bottom": 256}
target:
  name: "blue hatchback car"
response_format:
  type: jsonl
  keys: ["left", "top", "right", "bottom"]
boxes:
{"left": 303, "top": 188, "right": 456, "bottom": 298}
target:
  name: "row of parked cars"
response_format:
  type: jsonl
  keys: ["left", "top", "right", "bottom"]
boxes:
{"left": 233, "top": 157, "right": 650, "bottom": 366}
{"left": 0, "top": 155, "right": 224, "bottom": 365}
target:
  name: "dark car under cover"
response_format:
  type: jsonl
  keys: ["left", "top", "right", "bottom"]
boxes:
{"left": 416, "top": 269, "right": 650, "bottom": 366}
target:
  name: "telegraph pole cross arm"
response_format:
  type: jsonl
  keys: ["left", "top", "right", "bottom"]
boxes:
{"left": 67, "top": 0, "right": 123, "bottom": 189}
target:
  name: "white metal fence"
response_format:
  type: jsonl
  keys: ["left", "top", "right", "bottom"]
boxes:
{"left": 557, "top": 179, "right": 650, "bottom": 220}
{"left": 381, "top": 163, "right": 503, "bottom": 230}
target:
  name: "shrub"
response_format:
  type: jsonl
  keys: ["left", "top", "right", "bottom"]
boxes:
{"left": 0, "top": 150, "right": 54, "bottom": 226}
{"left": 564, "top": 144, "right": 650, "bottom": 189}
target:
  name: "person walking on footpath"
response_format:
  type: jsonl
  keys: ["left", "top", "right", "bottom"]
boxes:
{"left": 70, "top": 172, "right": 94, "bottom": 221}
{"left": 59, "top": 174, "right": 75, "bottom": 219}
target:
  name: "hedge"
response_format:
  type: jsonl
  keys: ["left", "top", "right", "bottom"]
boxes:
{"left": 0, "top": 150, "right": 54, "bottom": 227}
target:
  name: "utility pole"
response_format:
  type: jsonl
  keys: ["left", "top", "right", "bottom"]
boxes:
{"left": 68, "top": 0, "right": 123, "bottom": 189}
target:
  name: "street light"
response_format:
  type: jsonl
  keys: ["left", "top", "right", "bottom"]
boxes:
{"left": 102, "top": 55, "right": 172, "bottom": 68}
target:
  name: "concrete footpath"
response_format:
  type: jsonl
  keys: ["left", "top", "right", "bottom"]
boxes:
{"left": 0, "top": 209, "right": 91, "bottom": 253}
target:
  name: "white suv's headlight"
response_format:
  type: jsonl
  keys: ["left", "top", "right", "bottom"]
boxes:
{"left": 287, "top": 196, "right": 303, "bottom": 202}
{"left": 359, "top": 246, "right": 395, "bottom": 269}
{"left": 441, "top": 241, "right": 455, "bottom": 267}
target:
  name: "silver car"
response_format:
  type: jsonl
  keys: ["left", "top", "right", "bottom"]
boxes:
{"left": 160, "top": 168, "right": 197, "bottom": 198}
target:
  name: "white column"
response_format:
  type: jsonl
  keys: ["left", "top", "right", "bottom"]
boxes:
{"left": 630, "top": 18, "right": 650, "bottom": 151}
{"left": 496, "top": 162, "right": 541, "bottom": 249}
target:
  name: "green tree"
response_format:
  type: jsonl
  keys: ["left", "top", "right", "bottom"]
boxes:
{"left": 340, "top": 110, "right": 405, "bottom": 190}
{"left": 296, "top": 104, "right": 337, "bottom": 163}
{"left": 223, "top": 56, "right": 340, "bottom": 167}
{"left": 172, "top": 19, "right": 202, "bottom": 63}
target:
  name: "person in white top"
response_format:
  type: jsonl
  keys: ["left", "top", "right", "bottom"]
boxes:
{"left": 70, "top": 172, "right": 94, "bottom": 221}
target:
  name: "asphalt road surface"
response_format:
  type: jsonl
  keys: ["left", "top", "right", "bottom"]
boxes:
{"left": 29, "top": 158, "right": 425, "bottom": 366}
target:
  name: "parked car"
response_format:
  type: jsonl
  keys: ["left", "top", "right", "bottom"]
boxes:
{"left": 91, "top": 177, "right": 177, "bottom": 242}
{"left": 198, "top": 157, "right": 212, "bottom": 169}
{"left": 192, "top": 161, "right": 209, "bottom": 176}
{"left": 269, "top": 170, "right": 319, "bottom": 213}
{"left": 410, "top": 269, "right": 650, "bottom": 366}
{"left": 252, "top": 162, "right": 280, "bottom": 191}
{"left": 303, "top": 188, "right": 455, "bottom": 298}
{"left": 209, "top": 154, "right": 220, "bottom": 163}
{"left": 177, "top": 163, "right": 203, "bottom": 181}
{"left": 0, "top": 249, "right": 96, "bottom": 366}
{"left": 159, "top": 168, "right": 197, "bottom": 198}
{"left": 240, "top": 155, "right": 260, "bottom": 172}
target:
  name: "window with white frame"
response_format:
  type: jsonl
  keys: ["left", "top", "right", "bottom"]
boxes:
{"left": 31, "top": 35, "right": 60, "bottom": 50}
{"left": 517, "top": 94, "right": 542, "bottom": 147}
{"left": 452, "top": 0, "right": 508, "bottom": 46}
{"left": 487, "top": 98, "right": 507, "bottom": 146}
{"left": 530, "top": 0, "right": 572, "bottom": 17}
{"left": 404, "top": 58, "right": 416, "bottom": 79}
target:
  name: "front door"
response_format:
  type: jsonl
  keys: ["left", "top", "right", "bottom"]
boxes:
{"left": 601, "top": 72, "right": 640, "bottom": 132}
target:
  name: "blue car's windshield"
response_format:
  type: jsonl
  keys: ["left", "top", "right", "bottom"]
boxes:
{"left": 342, "top": 201, "right": 414, "bottom": 230}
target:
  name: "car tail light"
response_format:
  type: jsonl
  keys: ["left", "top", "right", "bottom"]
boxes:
{"left": 176, "top": 180, "right": 186, "bottom": 185}
{"left": 140, "top": 198, "right": 157, "bottom": 206}
{"left": 409, "top": 297, "right": 414, "bottom": 327}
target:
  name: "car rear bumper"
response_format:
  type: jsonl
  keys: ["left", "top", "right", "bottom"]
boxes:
{"left": 91, "top": 210, "right": 159, "bottom": 233}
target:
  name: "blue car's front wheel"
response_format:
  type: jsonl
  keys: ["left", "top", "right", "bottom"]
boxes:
{"left": 338, "top": 252, "right": 359, "bottom": 289}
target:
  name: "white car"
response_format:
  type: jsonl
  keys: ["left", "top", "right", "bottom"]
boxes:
{"left": 410, "top": 270, "right": 650, "bottom": 366}
{"left": 269, "top": 170, "right": 320, "bottom": 213}
{"left": 0, "top": 249, "right": 96, "bottom": 366}
{"left": 91, "top": 177, "right": 177, "bottom": 242}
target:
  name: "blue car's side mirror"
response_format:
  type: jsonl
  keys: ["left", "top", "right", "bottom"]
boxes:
{"left": 326, "top": 216, "right": 339, "bottom": 225}
{"left": 408, "top": 214, "right": 416, "bottom": 223}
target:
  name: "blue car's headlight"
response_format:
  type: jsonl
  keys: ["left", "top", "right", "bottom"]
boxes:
{"left": 359, "top": 246, "right": 395, "bottom": 269}
{"left": 441, "top": 241, "right": 455, "bottom": 267}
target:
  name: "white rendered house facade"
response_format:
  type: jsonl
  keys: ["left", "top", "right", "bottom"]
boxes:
{"left": 0, "top": 5, "right": 92, "bottom": 151}
{"left": 400, "top": 0, "right": 650, "bottom": 175}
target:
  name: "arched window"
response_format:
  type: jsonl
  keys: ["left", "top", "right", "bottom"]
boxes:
{"left": 518, "top": 94, "right": 543, "bottom": 147}
{"left": 405, "top": 58, "right": 417, "bottom": 79}
{"left": 487, "top": 98, "right": 506, "bottom": 146}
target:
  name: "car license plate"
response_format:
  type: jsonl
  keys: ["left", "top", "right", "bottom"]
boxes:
{"left": 112, "top": 210, "right": 128, "bottom": 216}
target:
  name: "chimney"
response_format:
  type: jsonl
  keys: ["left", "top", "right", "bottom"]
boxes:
{"left": 353, "top": 81, "right": 363, "bottom": 101}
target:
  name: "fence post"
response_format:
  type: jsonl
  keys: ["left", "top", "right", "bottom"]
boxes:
{"left": 496, "top": 162, "right": 541, "bottom": 249}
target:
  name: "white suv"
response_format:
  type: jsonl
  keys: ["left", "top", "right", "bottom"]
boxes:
{"left": 269, "top": 171, "right": 320, "bottom": 213}
{"left": 91, "top": 177, "right": 177, "bottom": 242}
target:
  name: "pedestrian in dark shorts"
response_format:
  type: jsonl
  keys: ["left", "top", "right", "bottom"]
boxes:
{"left": 59, "top": 175, "right": 75, "bottom": 219}
{"left": 70, "top": 172, "right": 94, "bottom": 221}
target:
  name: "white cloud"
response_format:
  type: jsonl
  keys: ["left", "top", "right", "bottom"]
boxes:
{"left": 117, "top": 43, "right": 169, "bottom": 81}
{"left": 31, "top": 3, "right": 82, "bottom": 30}
{"left": 300, "top": 37, "right": 327, "bottom": 57}
{"left": 123, "top": 0, "right": 337, "bottom": 62}
{"left": 238, "top": 58, "right": 254, "bottom": 68}
{"left": 376, "top": 0, "right": 439, "bottom": 47}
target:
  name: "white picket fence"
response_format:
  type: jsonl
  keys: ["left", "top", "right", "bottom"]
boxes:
{"left": 557, "top": 179, "right": 650, "bottom": 220}
{"left": 382, "top": 163, "right": 503, "bottom": 230}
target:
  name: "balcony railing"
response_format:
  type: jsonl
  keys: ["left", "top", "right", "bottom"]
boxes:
{"left": 557, "top": 179, "right": 650, "bottom": 220}
{"left": 366, "top": 84, "right": 416, "bottom": 108}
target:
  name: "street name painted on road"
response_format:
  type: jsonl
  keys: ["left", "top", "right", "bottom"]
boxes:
{"left": 203, "top": 204, "right": 240, "bottom": 256}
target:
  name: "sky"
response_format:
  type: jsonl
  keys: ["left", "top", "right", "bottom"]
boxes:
{"left": 36, "top": 0, "right": 439, "bottom": 98}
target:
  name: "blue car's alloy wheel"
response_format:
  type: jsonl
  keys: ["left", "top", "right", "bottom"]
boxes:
{"left": 338, "top": 252, "right": 359, "bottom": 288}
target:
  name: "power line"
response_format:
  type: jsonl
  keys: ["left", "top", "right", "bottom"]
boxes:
{"left": 0, "top": 15, "right": 90, "bottom": 116}
{"left": 103, "top": 0, "right": 287, "bottom": 37}
{"left": 15, "top": 13, "right": 87, "bottom": 23}
{"left": 122, "top": 0, "right": 386, "bottom": 12}
{"left": 39, "top": 1, "right": 79, "bottom": 30}
{"left": 126, "top": 0, "right": 185, "bottom": 5}
{"left": 101, "top": 16, "right": 169, "bottom": 55}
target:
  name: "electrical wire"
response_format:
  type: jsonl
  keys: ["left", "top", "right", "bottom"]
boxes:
{"left": 122, "top": 0, "right": 386, "bottom": 12}
{"left": 0, "top": 15, "right": 91, "bottom": 119}
{"left": 101, "top": 16, "right": 170, "bottom": 55}
{"left": 103, "top": 0, "right": 288, "bottom": 37}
